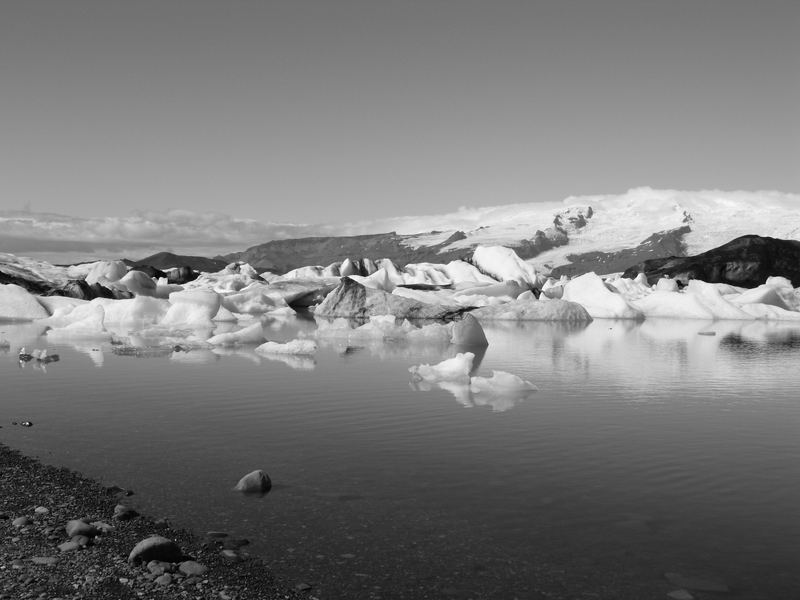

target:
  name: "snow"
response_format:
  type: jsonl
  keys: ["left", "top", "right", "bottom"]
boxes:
{"left": 562, "top": 273, "right": 643, "bottom": 319}
{"left": 0, "top": 284, "right": 50, "bottom": 320}
{"left": 206, "top": 322, "right": 265, "bottom": 346}
{"left": 255, "top": 339, "right": 318, "bottom": 355}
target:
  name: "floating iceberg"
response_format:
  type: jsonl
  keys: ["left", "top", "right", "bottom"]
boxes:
{"left": 409, "top": 352, "right": 475, "bottom": 382}
{"left": 206, "top": 322, "right": 266, "bottom": 346}
{"left": 472, "top": 297, "right": 592, "bottom": 322}
{"left": 0, "top": 284, "right": 50, "bottom": 321}
{"left": 562, "top": 273, "right": 643, "bottom": 319}
{"left": 255, "top": 339, "right": 318, "bottom": 355}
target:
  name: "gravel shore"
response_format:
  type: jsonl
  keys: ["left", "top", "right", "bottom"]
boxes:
{"left": 0, "top": 442, "right": 304, "bottom": 600}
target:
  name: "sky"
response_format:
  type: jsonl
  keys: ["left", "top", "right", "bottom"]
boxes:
{"left": 0, "top": 0, "right": 798, "bottom": 260}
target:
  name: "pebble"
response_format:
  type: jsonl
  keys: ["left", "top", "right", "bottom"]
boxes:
{"left": 667, "top": 591, "right": 695, "bottom": 600}
{"left": 30, "top": 557, "right": 58, "bottom": 566}
{"left": 57, "top": 541, "right": 81, "bottom": 553}
{"left": 295, "top": 582, "right": 313, "bottom": 592}
{"left": 221, "top": 550, "right": 240, "bottom": 562}
{"left": 179, "top": 561, "right": 208, "bottom": 576}
{"left": 65, "top": 519, "right": 99, "bottom": 538}
{"left": 33, "top": 507, "right": 49, "bottom": 514}
{"left": 12, "top": 517, "right": 31, "bottom": 528}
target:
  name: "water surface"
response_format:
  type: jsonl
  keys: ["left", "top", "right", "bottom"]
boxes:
{"left": 1, "top": 317, "right": 798, "bottom": 599}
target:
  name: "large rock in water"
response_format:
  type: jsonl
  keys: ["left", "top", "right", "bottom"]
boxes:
{"left": 315, "top": 277, "right": 470, "bottom": 320}
{"left": 622, "top": 235, "right": 800, "bottom": 287}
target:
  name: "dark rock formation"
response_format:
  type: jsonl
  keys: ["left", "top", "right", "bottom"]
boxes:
{"left": 131, "top": 265, "right": 167, "bottom": 279}
{"left": 223, "top": 208, "right": 594, "bottom": 274}
{"left": 127, "top": 252, "right": 227, "bottom": 273}
{"left": 315, "top": 277, "right": 470, "bottom": 321}
{"left": 622, "top": 234, "right": 800, "bottom": 287}
{"left": 166, "top": 266, "right": 198, "bottom": 285}
{"left": 553, "top": 226, "right": 690, "bottom": 277}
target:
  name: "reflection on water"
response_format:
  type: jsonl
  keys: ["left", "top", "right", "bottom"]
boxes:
{"left": 2, "top": 317, "right": 800, "bottom": 599}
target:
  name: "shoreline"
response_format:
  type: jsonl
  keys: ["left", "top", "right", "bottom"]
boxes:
{"left": 0, "top": 442, "right": 303, "bottom": 600}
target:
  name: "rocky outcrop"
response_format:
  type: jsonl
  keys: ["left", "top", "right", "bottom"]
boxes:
{"left": 315, "top": 277, "right": 470, "bottom": 320}
{"left": 224, "top": 210, "right": 593, "bottom": 274}
{"left": 622, "top": 235, "right": 800, "bottom": 287}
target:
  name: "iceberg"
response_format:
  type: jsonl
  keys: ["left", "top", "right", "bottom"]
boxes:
{"left": 46, "top": 305, "right": 111, "bottom": 341}
{"left": 409, "top": 352, "right": 475, "bottom": 382}
{"left": 0, "top": 284, "right": 50, "bottom": 321}
{"left": 562, "top": 273, "right": 643, "bottom": 319}
{"left": 471, "top": 246, "right": 539, "bottom": 287}
{"left": 255, "top": 339, "right": 318, "bottom": 355}
{"left": 206, "top": 322, "right": 265, "bottom": 346}
{"left": 471, "top": 298, "right": 592, "bottom": 322}
{"left": 161, "top": 290, "right": 222, "bottom": 328}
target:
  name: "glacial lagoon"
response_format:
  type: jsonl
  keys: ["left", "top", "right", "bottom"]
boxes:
{"left": 2, "top": 316, "right": 799, "bottom": 599}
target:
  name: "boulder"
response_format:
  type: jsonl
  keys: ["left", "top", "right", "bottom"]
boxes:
{"left": 128, "top": 536, "right": 184, "bottom": 563}
{"left": 234, "top": 470, "right": 272, "bottom": 494}
{"left": 622, "top": 235, "right": 800, "bottom": 288}
{"left": 316, "top": 277, "right": 469, "bottom": 321}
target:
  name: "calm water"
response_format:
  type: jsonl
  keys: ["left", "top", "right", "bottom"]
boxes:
{"left": 1, "top": 316, "right": 799, "bottom": 599}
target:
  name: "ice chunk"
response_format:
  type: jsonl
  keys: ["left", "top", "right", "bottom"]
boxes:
{"left": 348, "top": 268, "right": 397, "bottom": 292}
{"left": 471, "top": 298, "right": 592, "bottom": 322}
{"left": 118, "top": 270, "right": 157, "bottom": 297}
{"left": 206, "top": 322, "right": 265, "bottom": 346}
{"left": 409, "top": 352, "right": 474, "bottom": 383}
{"left": 161, "top": 290, "right": 222, "bottom": 328}
{"left": 631, "top": 290, "right": 715, "bottom": 319}
{"left": 46, "top": 304, "right": 111, "bottom": 340}
{"left": 0, "top": 284, "right": 51, "bottom": 320}
{"left": 84, "top": 260, "right": 128, "bottom": 285}
{"left": 35, "top": 295, "right": 87, "bottom": 317}
{"left": 562, "top": 273, "right": 643, "bottom": 319}
{"left": 471, "top": 246, "right": 538, "bottom": 287}
{"left": 729, "top": 284, "right": 793, "bottom": 310}
{"left": 655, "top": 277, "right": 679, "bottom": 292}
{"left": 255, "top": 339, "right": 318, "bottom": 355}
{"left": 684, "top": 281, "right": 751, "bottom": 319}
{"left": 221, "top": 287, "right": 281, "bottom": 315}
{"left": 96, "top": 296, "right": 170, "bottom": 328}
{"left": 451, "top": 314, "right": 488, "bottom": 347}
{"left": 444, "top": 260, "right": 498, "bottom": 286}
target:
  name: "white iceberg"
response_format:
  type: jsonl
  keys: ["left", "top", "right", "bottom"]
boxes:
{"left": 206, "top": 322, "right": 265, "bottom": 346}
{"left": 0, "top": 284, "right": 50, "bottom": 320}
{"left": 562, "top": 273, "right": 643, "bottom": 319}
{"left": 255, "top": 339, "right": 318, "bottom": 355}
{"left": 409, "top": 352, "right": 475, "bottom": 383}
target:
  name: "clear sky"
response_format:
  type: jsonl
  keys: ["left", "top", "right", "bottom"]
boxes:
{"left": 1, "top": 0, "right": 798, "bottom": 227}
